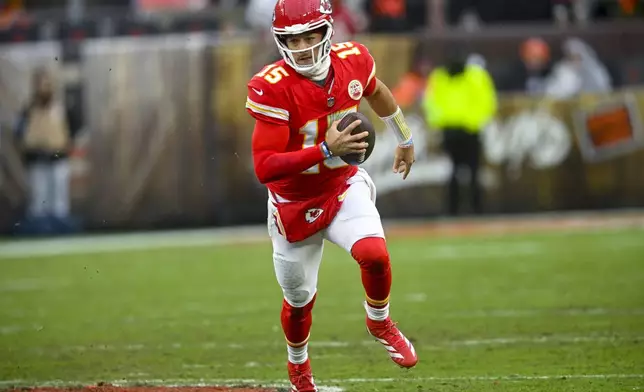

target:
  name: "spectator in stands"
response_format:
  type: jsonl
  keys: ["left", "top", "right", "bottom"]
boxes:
{"left": 391, "top": 47, "right": 433, "bottom": 109}
{"left": 543, "top": 38, "right": 612, "bottom": 99}
{"left": 0, "top": 0, "right": 23, "bottom": 28}
{"left": 14, "top": 67, "right": 79, "bottom": 235}
{"left": 618, "top": 0, "right": 643, "bottom": 16}
{"left": 364, "top": 0, "right": 426, "bottom": 32}
{"left": 331, "top": 0, "right": 366, "bottom": 42}
{"left": 458, "top": 8, "right": 482, "bottom": 31}
{"left": 519, "top": 37, "right": 553, "bottom": 95}
{"left": 245, "top": 0, "right": 279, "bottom": 71}
{"left": 466, "top": 52, "right": 487, "bottom": 69}
{"left": 423, "top": 48, "right": 497, "bottom": 216}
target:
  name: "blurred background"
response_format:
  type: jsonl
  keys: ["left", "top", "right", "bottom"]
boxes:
{"left": 1, "top": 0, "right": 644, "bottom": 236}
{"left": 0, "top": 3, "right": 643, "bottom": 390}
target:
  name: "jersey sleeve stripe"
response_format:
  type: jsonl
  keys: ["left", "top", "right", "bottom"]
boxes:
{"left": 367, "top": 60, "right": 377, "bottom": 87}
{"left": 245, "top": 98, "right": 289, "bottom": 121}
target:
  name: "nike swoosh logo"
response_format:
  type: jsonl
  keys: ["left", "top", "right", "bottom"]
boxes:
{"left": 252, "top": 88, "right": 264, "bottom": 96}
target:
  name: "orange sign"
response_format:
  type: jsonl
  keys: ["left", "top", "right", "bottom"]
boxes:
{"left": 373, "top": 0, "right": 405, "bottom": 18}
{"left": 584, "top": 104, "right": 634, "bottom": 148}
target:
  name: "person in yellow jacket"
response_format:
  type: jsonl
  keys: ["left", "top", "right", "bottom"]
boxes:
{"left": 423, "top": 51, "right": 497, "bottom": 215}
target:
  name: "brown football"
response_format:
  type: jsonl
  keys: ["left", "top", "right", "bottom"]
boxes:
{"left": 336, "top": 111, "right": 376, "bottom": 166}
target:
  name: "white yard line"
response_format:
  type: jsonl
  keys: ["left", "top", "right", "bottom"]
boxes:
{"left": 3, "top": 307, "right": 643, "bottom": 327}
{"left": 1, "top": 212, "right": 643, "bottom": 259}
{"left": 339, "top": 307, "right": 644, "bottom": 321}
{"left": 0, "top": 324, "right": 43, "bottom": 334}
{"left": 2, "top": 307, "right": 643, "bottom": 336}
{"left": 0, "top": 226, "right": 268, "bottom": 259}
{"left": 2, "top": 234, "right": 643, "bottom": 261}
{"left": 3, "top": 335, "right": 642, "bottom": 352}
{"left": 0, "top": 278, "right": 70, "bottom": 292}
{"left": 331, "top": 374, "right": 644, "bottom": 383}
{"left": 430, "top": 335, "right": 644, "bottom": 347}
{"left": 440, "top": 307, "right": 644, "bottom": 318}
{"left": 0, "top": 374, "right": 643, "bottom": 389}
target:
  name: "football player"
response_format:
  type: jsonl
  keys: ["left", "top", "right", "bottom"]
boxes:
{"left": 245, "top": 0, "right": 417, "bottom": 390}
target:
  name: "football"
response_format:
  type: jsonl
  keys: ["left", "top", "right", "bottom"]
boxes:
{"left": 336, "top": 111, "right": 376, "bottom": 165}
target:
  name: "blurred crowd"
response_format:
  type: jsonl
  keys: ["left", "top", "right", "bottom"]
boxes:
{"left": 518, "top": 37, "right": 612, "bottom": 98}
{"left": 1, "top": 0, "right": 643, "bottom": 35}
{"left": 391, "top": 36, "right": 615, "bottom": 113}
{"left": 1, "top": 0, "right": 642, "bottom": 234}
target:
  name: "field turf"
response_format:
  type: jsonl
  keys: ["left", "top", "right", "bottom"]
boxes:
{"left": 1, "top": 217, "right": 643, "bottom": 391}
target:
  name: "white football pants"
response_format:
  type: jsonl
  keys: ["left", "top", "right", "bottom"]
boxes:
{"left": 267, "top": 168, "right": 385, "bottom": 308}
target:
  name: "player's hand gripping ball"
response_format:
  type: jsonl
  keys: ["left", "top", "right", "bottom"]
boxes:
{"left": 336, "top": 112, "right": 376, "bottom": 165}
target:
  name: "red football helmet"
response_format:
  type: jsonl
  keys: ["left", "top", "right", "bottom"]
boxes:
{"left": 272, "top": 0, "right": 335, "bottom": 76}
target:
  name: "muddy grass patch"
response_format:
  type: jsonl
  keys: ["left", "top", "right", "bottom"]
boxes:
{"left": 6, "top": 385, "right": 284, "bottom": 392}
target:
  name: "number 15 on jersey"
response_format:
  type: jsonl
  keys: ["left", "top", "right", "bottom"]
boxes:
{"left": 300, "top": 106, "right": 358, "bottom": 174}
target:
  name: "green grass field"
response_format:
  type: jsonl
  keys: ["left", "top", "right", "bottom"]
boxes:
{"left": 1, "top": 223, "right": 643, "bottom": 392}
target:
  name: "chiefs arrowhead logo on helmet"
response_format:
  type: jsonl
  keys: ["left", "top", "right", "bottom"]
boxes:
{"left": 319, "top": 0, "right": 333, "bottom": 14}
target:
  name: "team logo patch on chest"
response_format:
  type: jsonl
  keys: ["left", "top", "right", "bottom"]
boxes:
{"left": 305, "top": 208, "right": 324, "bottom": 223}
{"left": 348, "top": 80, "right": 364, "bottom": 100}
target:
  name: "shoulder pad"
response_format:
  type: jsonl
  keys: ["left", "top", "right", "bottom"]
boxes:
{"left": 246, "top": 65, "right": 292, "bottom": 125}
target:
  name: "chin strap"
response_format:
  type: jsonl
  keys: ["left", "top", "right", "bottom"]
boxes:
{"left": 300, "top": 55, "right": 331, "bottom": 81}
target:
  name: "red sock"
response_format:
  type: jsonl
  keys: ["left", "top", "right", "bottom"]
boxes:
{"left": 281, "top": 294, "right": 316, "bottom": 346}
{"left": 351, "top": 237, "right": 392, "bottom": 308}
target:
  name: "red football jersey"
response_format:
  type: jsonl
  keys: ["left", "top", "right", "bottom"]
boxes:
{"left": 246, "top": 41, "right": 377, "bottom": 201}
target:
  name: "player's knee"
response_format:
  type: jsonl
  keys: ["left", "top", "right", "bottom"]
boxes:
{"left": 274, "top": 255, "right": 316, "bottom": 307}
{"left": 282, "top": 292, "right": 317, "bottom": 316}
{"left": 351, "top": 237, "right": 390, "bottom": 274}
{"left": 282, "top": 288, "right": 316, "bottom": 308}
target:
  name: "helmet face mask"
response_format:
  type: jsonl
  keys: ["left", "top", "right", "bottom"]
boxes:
{"left": 273, "top": 21, "right": 333, "bottom": 74}
{"left": 272, "top": 0, "right": 335, "bottom": 77}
